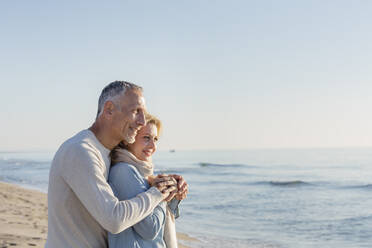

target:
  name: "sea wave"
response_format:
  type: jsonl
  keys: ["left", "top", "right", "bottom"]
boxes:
{"left": 336, "top": 214, "right": 372, "bottom": 223}
{"left": 197, "top": 162, "right": 250, "bottom": 168}
{"left": 205, "top": 180, "right": 314, "bottom": 187}
{"left": 254, "top": 180, "right": 313, "bottom": 187}
{"left": 0, "top": 174, "right": 47, "bottom": 186}
{"left": 180, "top": 234, "right": 282, "bottom": 248}
{"left": 0, "top": 158, "right": 51, "bottom": 168}
{"left": 342, "top": 184, "right": 372, "bottom": 190}
{"left": 250, "top": 181, "right": 372, "bottom": 190}
{"left": 154, "top": 167, "right": 199, "bottom": 175}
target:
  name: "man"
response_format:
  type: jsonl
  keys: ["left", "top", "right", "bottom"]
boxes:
{"left": 46, "top": 81, "right": 187, "bottom": 248}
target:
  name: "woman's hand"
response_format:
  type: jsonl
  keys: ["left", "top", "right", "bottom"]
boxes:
{"left": 170, "top": 174, "right": 188, "bottom": 201}
{"left": 149, "top": 174, "right": 178, "bottom": 200}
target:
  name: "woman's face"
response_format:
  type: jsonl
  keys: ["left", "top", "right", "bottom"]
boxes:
{"left": 128, "top": 123, "right": 158, "bottom": 162}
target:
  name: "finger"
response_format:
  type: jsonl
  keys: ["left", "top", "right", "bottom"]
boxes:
{"left": 152, "top": 178, "right": 172, "bottom": 186}
{"left": 175, "top": 193, "right": 184, "bottom": 200}
{"left": 152, "top": 177, "right": 166, "bottom": 184}
{"left": 162, "top": 186, "right": 177, "bottom": 194}
{"left": 164, "top": 191, "right": 177, "bottom": 202}
{"left": 157, "top": 174, "right": 169, "bottom": 178}
{"left": 176, "top": 187, "right": 188, "bottom": 199}
{"left": 178, "top": 178, "right": 185, "bottom": 189}
{"left": 165, "top": 182, "right": 178, "bottom": 192}
{"left": 170, "top": 174, "right": 181, "bottom": 180}
{"left": 156, "top": 185, "right": 168, "bottom": 192}
{"left": 176, "top": 192, "right": 187, "bottom": 200}
{"left": 170, "top": 174, "right": 183, "bottom": 183}
{"left": 172, "top": 175, "right": 186, "bottom": 190}
{"left": 147, "top": 175, "right": 157, "bottom": 186}
{"left": 156, "top": 180, "right": 176, "bottom": 188}
{"left": 162, "top": 185, "right": 177, "bottom": 193}
{"left": 178, "top": 182, "right": 188, "bottom": 194}
{"left": 164, "top": 177, "right": 177, "bottom": 184}
{"left": 171, "top": 177, "right": 178, "bottom": 185}
{"left": 153, "top": 176, "right": 174, "bottom": 184}
{"left": 169, "top": 186, "right": 178, "bottom": 194}
{"left": 147, "top": 175, "right": 156, "bottom": 181}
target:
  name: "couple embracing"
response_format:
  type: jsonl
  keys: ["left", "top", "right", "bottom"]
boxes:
{"left": 45, "top": 81, "right": 188, "bottom": 248}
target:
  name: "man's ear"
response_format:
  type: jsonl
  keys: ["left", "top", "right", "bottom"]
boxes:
{"left": 103, "top": 101, "right": 115, "bottom": 118}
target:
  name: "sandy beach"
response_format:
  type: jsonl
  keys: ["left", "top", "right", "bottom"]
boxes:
{"left": 0, "top": 181, "right": 197, "bottom": 248}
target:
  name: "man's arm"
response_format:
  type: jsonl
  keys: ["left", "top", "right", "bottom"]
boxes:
{"left": 61, "top": 143, "right": 164, "bottom": 234}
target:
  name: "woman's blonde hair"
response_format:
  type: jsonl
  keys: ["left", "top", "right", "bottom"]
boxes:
{"left": 145, "top": 113, "right": 162, "bottom": 137}
{"left": 110, "top": 113, "right": 162, "bottom": 165}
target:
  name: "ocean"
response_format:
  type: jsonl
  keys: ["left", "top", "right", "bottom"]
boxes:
{"left": 1, "top": 148, "right": 372, "bottom": 248}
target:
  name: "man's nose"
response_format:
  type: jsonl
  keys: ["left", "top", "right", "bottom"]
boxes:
{"left": 137, "top": 111, "right": 146, "bottom": 126}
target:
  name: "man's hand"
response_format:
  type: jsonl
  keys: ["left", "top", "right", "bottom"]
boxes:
{"left": 170, "top": 174, "right": 188, "bottom": 201}
{"left": 149, "top": 174, "right": 178, "bottom": 200}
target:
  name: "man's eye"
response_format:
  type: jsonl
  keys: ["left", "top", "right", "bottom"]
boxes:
{"left": 144, "top": 136, "right": 150, "bottom": 141}
{"left": 154, "top": 137, "right": 158, "bottom": 142}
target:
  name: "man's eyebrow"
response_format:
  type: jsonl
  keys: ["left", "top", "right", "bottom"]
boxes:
{"left": 127, "top": 102, "right": 142, "bottom": 109}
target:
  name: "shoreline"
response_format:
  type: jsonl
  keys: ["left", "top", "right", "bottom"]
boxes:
{"left": 0, "top": 181, "right": 198, "bottom": 248}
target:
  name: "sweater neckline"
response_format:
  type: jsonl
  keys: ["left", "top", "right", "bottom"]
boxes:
{"left": 85, "top": 129, "right": 111, "bottom": 156}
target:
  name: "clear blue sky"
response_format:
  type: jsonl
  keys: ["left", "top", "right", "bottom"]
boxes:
{"left": 1, "top": 0, "right": 372, "bottom": 151}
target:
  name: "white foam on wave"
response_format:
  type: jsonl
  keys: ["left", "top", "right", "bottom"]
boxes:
{"left": 179, "top": 234, "right": 282, "bottom": 248}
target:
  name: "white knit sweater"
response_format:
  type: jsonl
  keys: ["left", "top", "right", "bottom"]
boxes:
{"left": 45, "top": 130, "right": 163, "bottom": 248}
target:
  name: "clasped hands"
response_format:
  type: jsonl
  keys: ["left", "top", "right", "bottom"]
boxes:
{"left": 148, "top": 174, "right": 188, "bottom": 202}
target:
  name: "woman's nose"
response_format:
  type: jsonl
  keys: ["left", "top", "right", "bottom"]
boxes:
{"left": 148, "top": 139, "right": 156, "bottom": 150}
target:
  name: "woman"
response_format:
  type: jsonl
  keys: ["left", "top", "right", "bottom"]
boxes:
{"left": 108, "top": 114, "right": 183, "bottom": 248}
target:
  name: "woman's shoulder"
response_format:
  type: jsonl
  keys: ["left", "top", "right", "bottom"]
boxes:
{"left": 111, "top": 162, "right": 138, "bottom": 171}
{"left": 108, "top": 162, "right": 149, "bottom": 192}
{"left": 109, "top": 162, "right": 142, "bottom": 180}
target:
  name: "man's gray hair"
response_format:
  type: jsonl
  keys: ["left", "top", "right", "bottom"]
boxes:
{"left": 96, "top": 81, "right": 142, "bottom": 119}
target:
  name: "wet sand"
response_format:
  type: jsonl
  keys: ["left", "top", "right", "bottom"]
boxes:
{"left": 0, "top": 181, "right": 197, "bottom": 248}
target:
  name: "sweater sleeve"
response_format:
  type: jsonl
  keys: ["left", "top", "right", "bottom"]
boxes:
{"left": 109, "top": 163, "right": 166, "bottom": 240}
{"left": 168, "top": 198, "right": 181, "bottom": 219}
{"left": 61, "top": 143, "right": 163, "bottom": 234}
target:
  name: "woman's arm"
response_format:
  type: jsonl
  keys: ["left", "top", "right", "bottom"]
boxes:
{"left": 109, "top": 163, "right": 166, "bottom": 240}
{"left": 168, "top": 198, "right": 180, "bottom": 219}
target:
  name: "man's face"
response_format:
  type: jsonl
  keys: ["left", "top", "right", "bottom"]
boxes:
{"left": 111, "top": 90, "right": 146, "bottom": 144}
